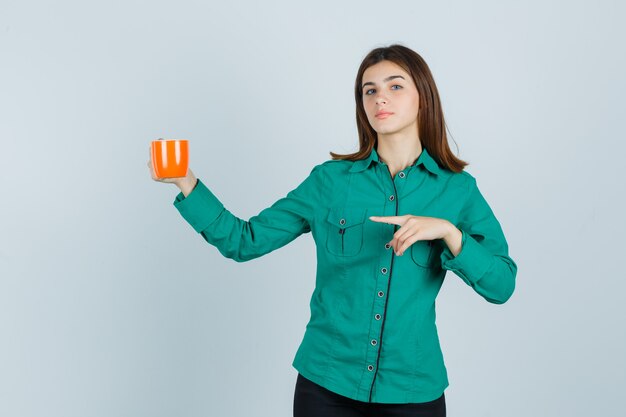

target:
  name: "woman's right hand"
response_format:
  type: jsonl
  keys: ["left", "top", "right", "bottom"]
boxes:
{"left": 148, "top": 145, "right": 198, "bottom": 195}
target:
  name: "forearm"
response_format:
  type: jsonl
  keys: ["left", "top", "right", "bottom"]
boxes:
{"left": 173, "top": 166, "right": 323, "bottom": 263}
{"left": 440, "top": 225, "right": 517, "bottom": 304}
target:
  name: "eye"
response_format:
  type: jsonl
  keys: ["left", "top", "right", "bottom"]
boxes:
{"left": 364, "top": 85, "right": 403, "bottom": 96}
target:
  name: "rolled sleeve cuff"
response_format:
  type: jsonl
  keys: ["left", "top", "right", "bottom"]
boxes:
{"left": 173, "top": 179, "right": 225, "bottom": 233}
{"left": 440, "top": 229, "right": 494, "bottom": 285}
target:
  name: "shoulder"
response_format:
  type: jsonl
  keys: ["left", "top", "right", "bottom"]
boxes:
{"left": 319, "top": 159, "right": 352, "bottom": 171}
{"left": 457, "top": 169, "right": 477, "bottom": 187}
{"left": 308, "top": 159, "right": 353, "bottom": 177}
{"left": 437, "top": 166, "right": 477, "bottom": 194}
{"left": 300, "top": 160, "right": 348, "bottom": 187}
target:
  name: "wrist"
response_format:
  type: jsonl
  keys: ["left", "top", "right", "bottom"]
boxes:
{"left": 177, "top": 174, "right": 198, "bottom": 197}
{"left": 442, "top": 220, "right": 462, "bottom": 243}
{"left": 442, "top": 221, "right": 463, "bottom": 257}
{"left": 442, "top": 220, "right": 454, "bottom": 238}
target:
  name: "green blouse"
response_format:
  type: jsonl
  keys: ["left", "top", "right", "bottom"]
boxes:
{"left": 173, "top": 146, "right": 518, "bottom": 404}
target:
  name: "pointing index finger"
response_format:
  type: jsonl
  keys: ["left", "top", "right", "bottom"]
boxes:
{"left": 369, "top": 216, "right": 401, "bottom": 224}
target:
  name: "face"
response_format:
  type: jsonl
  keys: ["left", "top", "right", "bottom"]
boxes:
{"left": 361, "top": 60, "right": 420, "bottom": 139}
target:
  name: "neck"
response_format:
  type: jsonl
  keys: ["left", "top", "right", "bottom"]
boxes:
{"left": 376, "top": 138, "right": 423, "bottom": 172}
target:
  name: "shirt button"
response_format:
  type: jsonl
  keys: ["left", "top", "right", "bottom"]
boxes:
{"left": 371, "top": 339, "right": 377, "bottom": 346}
{"left": 378, "top": 291, "right": 384, "bottom": 297}
{"left": 339, "top": 218, "right": 346, "bottom": 225}
{"left": 375, "top": 314, "right": 381, "bottom": 320}
{"left": 389, "top": 195, "right": 395, "bottom": 201}
{"left": 367, "top": 365, "right": 374, "bottom": 371}
{"left": 399, "top": 172, "right": 405, "bottom": 178}
{"left": 381, "top": 267, "right": 387, "bottom": 274}
{"left": 385, "top": 243, "right": 391, "bottom": 249}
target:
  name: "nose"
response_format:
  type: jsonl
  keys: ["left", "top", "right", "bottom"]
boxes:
{"left": 375, "top": 94, "right": 387, "bottom": 105}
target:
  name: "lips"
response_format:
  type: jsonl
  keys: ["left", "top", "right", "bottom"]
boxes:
{"left": 376, "top": 111, "right": 393, "bottom": 118}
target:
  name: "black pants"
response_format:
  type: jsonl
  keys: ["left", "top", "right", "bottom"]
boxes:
{"left": 293, "top": 374, "right": 446, "bottom": 417}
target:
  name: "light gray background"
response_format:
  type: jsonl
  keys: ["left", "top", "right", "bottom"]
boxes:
{"left": 1, "top": 1, "right": 624, "bottom": 416}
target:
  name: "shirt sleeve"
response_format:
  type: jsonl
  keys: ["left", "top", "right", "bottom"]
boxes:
{"left": 172, "top": 164, "right": 325, "bottom": 262}
{"left": 439, "top": 176, "right": 518, "bottom": 304}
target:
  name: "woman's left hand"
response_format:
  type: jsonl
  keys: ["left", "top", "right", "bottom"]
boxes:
{"left": 369, "top": 215, "right": 454, "bottom": 256}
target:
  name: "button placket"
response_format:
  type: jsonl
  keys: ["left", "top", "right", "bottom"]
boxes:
{"left": 362, "top": 160, "right": 399, "bottom": 402}
{"left": 368, "top": 235, "right": 391, "bottom": 388}
{"left": 366, "top": 277, "right": 387, "bottom": 384}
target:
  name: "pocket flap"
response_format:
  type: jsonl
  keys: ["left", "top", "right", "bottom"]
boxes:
{"left": 326, "top": 207, "right": 368, "bottom": 228}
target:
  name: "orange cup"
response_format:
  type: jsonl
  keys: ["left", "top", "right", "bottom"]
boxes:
{"left": 150, "top": 139, "right": 189, "bottom": 179}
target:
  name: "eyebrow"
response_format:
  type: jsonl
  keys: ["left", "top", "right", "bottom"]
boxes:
{"left": 362, "top": 75, "right": 406, "bottom": 89}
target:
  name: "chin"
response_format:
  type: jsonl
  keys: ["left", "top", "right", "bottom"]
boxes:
{"left": 375, "top": 126, "right": 398, "bottom": 135}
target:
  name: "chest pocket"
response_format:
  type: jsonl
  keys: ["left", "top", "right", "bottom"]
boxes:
{"left": 325, "top": 207, "right": 368, "bottom": 257}
{"left": 410, "top": 239, "right": 442, "bottom": 269}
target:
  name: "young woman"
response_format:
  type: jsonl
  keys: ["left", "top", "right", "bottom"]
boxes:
{"left": 148, "top": 44, "right": 518, "bottom": 417}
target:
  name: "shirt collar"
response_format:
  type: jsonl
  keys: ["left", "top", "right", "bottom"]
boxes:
{"left": 349, "top": 145, "right": 442, "bottom": 176}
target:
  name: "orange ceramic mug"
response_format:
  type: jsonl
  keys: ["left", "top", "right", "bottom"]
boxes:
{"left": 150, "top": 139, "right": 189, "bottom": 179}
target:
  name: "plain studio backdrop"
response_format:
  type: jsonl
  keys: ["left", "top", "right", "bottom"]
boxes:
{"left": 1, "top": 1, "right": 624, "bottom": 416}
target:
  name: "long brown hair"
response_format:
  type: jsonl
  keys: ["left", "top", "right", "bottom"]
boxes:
{"left": 330, "top": 43, "right": 468, "bottom": 173}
